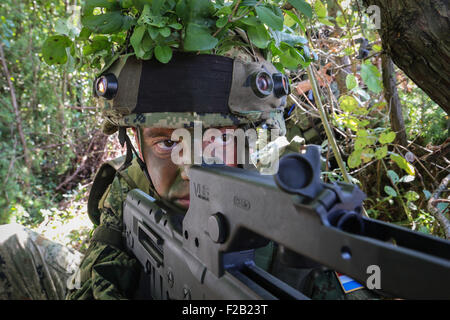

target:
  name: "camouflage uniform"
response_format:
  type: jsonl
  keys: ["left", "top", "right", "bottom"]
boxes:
{"left": 66, "top": 157, "right": 149, "bottom": 299}
{"left": 0, "top": 223, "right": 82, "bottom": 299}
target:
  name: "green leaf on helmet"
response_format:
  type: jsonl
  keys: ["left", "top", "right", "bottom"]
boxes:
{"left": 155, "top": 45, "right": 172, "bottom": 63}
{"left": 169, "top": 22, "right": 183, "bottom": 30}
{"left": 247, "top": 24, "right": 270, "bottom": 49}
{"left": 240, "top": 16, "right": 259, "bottom": 26}
{"left": 183, "top": 23, "right": 218, "bottom": 51}
{"left": 287, "top": 0, "right": 313, "bottom": 19}
{"left": 42, "top": 35, "right": 72, "bottom": 65}
{"left": 130, "top": 25, "right": 146, "bottom": 56}
{"left": 216, "top": 16, "right": 228, "bottom": 28}
{"left": 255, "top": 5, "right": 284, "bottom": 31}
{"left": 82, "top": 11, "right": 126, "bottom": 34}
{"left": 159, "top": 27, "right": 171, "bottom": 37}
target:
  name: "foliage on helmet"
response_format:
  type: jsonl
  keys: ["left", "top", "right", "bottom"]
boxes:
{"left": 42, "top": 0, "right": 317, "bottom": 73}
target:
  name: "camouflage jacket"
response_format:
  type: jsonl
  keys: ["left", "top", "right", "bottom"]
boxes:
{"left": 66, "top": 157, "right": 148, "bottom": 299}
{"left": 66, "top": 156, "right": 379, "bottom": 300}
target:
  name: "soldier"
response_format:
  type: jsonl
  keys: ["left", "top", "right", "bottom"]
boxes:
{"left": 65, "top": 46, "right": 289, "bottom": 299}
{"left": 0, "top": 44, "right": 379, "bottom": 300}
{"left": 64, "top": 45, "right": 378, "bottom": 299}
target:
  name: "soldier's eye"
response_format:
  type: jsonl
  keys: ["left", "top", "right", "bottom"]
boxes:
{"left": 156, "top": 139, "right": 178, "bottom": 151}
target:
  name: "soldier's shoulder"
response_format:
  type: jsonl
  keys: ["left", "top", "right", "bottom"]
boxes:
{"left": 88, "top": 156, "right": 149, "bottom": 225}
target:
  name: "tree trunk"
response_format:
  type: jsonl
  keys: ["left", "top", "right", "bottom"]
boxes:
{"left": 362, "top": 0, "right": 450, "bottom": 114}
{"left": 381, "top": 54, "right": 408, "bottom": 146}
{"left": 0, "top": 43, "right": 32, "bottom": 172}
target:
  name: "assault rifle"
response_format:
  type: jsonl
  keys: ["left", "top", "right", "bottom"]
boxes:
{"left": 123, "top": 145, "right": 450, "bottom": 300}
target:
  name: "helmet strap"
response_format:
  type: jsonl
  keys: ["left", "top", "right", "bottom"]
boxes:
{"left": 118, "top": 127, "right": 152, "bottom": 184}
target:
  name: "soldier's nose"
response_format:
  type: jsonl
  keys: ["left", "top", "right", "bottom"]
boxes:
{"left": 180, "top": 165, "right": 190, "bottom": 181}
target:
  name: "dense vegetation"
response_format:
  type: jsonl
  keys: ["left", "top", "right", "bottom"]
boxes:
{"left": 0, "top": 0, "right": 448, "bottom": 253}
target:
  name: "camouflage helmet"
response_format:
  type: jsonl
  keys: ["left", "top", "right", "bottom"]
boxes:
{"left": 94, "top": 46, "right": 290, "bottom": 136}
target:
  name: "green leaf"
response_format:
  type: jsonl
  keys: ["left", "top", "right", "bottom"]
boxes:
{"left": 159, "top": 27, "right": 171, "bottom": 37}
{"left": 216, "top": 5, "right": 232, "bottom": 16}
{"left": 375, "top": 145, "right": 388, "bottom": 159}
{"left": 216, "top": 16, "right": 228, "bottom": 28}
{"left": 360, "top": 62, "right": 383, "bottom": 94}
{"left": 339, "top": 95, "right": 358, "bottom": 113}
{"left": 390, "top": 153, "right": 415, "bottom": 176}
{"left": 314, "top": 0, "right": 327, "bottom": 18}
{"left": 169, "top": 23, "right": 183, "bottom": 30}
{"left": 130, "top": 25, "right": 146, "bottom": 56}
{"left": 151, "top": 0, "right": 165, "bottom": 15}
{"left": 387, "top": 170, "right": 399, "bottom": 184}
{"left": 247, "top": 25, "right": 270, "bottom": 49}
{"left": 318, "top": 17, "right": 334, "bottom": 26}
{"left": 336, "top": 14, "right": 346, "bottom": 27}
{"left": 184, "top": 23, "right": 218, "bottom": 51}
{"left": 348, "top": 150, "right": 362, "bottom": 168}
{"left": 42, "top": 35, "right": 72, "bottom": 65}
{"left": 82, "top": 36, "right": 110, "bottom": 55}
{"left": 240, "top": 16, "right": 260, "bottom": 26}
{"left": 404, "top": 191, "right": 419, "bottom": 202}
{"left": 82, "top": 11, "right": 125, "bottom": 34}
{"left": 346, "top": 74, "right": 358, "bottom": 90}
{"left": 283, "top": 10, "right": 306, "bottom": 32}
{"left": 77, "top": 27, "right": 92, "bottom": 40}
{"left": 379, "top": 131, "right": 396, "bottom": 144}
{"left": 55, "top": 19, "right": 70, "bottom": 36}
{"left": 288, "top": 0, "right": 313, "bottom": 19}
{"left": 255, "top": 5, "right": 284, "bottom": 31}
{"left": 384, "top": 186, "right": 397, "bottom": 197}
{"left": 354, "top": 137, "right": 369, "bottom": 150}
{"left": 361, "top": 148, "right": 375, "bottom": 163}
{"left": 148, "top": 26, "right": 160, "bottom": 40}
{"left": 278, "top": 43, "right": 304, "bottom": 69}
{"left": 154, "top": 45, "right": 172, "bottom": 63}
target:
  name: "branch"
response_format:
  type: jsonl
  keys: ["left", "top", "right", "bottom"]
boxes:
{"left": 428, "top": 174, "right": 450, "bottom": 239}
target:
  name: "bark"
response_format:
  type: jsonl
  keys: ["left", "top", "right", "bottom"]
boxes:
{"left": 362, "top": 0, "right": 450, "bottom": 114}
{"left": 0, "top": 43, "right": 32, "bottom": 172}
{"left": 381, "top": 54, "right": 408, "bottom": 146}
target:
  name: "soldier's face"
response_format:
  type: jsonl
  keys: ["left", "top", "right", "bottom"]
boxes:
{"left": 139, "top": 127, "right": 238, "bottom": 210}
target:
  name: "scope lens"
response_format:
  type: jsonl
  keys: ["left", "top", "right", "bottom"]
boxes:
{"left": 97, "top": 77, "right": 107, "bottom": 95}
{"left": 94, "top": 73, "right": 118, "bottom": 100}
{"left": 257, "top": 74, "right": 270, "bottom": 91}
{"left": 250, "top": 71, "right": 273, "bottom": 98}
{"left": 273, "top": 73, "right": 290, "bottom": 98}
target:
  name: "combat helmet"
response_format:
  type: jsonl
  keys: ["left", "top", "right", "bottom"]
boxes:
{"left": 95, "top": 47, "right": 290, "bottom": 134}
{"left": 93, "top": 38, "right": 291, "bottom": 171}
